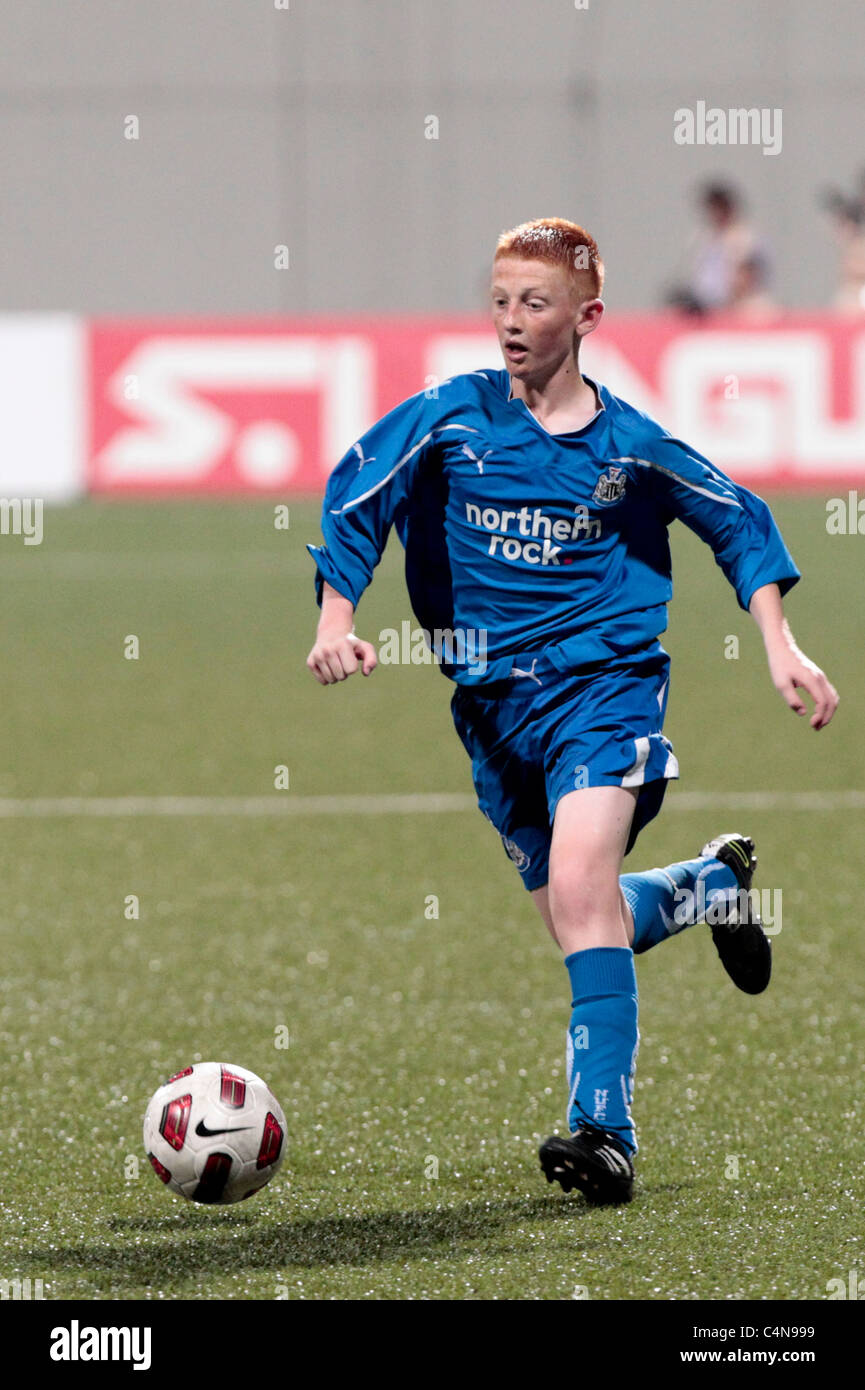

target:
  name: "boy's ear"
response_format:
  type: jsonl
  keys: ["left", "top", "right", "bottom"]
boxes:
{"left": 576, "top": 299, "right": 605, "bottom": 335}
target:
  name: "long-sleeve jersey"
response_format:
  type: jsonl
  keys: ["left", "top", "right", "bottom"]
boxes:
{"left": 307, "top": 368, "right": 800, "bottom": 685}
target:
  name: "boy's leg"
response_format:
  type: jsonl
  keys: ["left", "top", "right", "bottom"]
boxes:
{"left": 533, "top": 882, "right": 632, "bottom": 950}
{"left": 621, "top": 857, "right": 737, "bottom": 953}
{"left": 547, "top": 784, "right": 636, "bottom": 954}
{"left": 619, "top": 833, "right": 772, "bottom": 993}
{"left": 538, "top": 831, "right": 771, "bottom": 994}
{"left": 538, "top": 785, "right": 640, "bottom": 1204}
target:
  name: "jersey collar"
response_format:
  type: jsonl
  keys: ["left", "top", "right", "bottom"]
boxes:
{"left": 506, "top": 372, "right": 605, "bottom": 437}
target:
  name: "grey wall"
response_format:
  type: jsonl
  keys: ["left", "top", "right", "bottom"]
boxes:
{"left": 0, "top": 0, "right": 861, "bottom": 314}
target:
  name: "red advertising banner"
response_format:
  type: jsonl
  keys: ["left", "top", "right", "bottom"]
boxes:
{"left": 88, "top": 316, "right": 865, "bottom": 492}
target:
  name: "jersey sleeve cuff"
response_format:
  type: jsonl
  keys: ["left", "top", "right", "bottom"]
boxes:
{"left": 739, "top": 567, "right": 801, "bottom": 612}
{"left": 306, "top": 543, "right": 360, "bottom": 608}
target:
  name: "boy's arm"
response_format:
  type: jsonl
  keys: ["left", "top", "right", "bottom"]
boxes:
{"left": 748, "top": 582, "right": 839, "bottom": 730}
{"left": 307, "top": 582, "right": 377, "bottom": 686}
{"left": 641, "top": 430, "right": 838, "bottom": 729}
{"left": 305, "top": 383, "right": 449, "bottom": 684}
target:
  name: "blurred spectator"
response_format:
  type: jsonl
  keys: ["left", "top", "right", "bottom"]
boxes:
{"left": 728, "top": 249, "right": 777, "bottom": 318}
{"left": 821, "top": 173, "right": 865, "bottom": 313}
{"left": 666, "top": 182, "right": 772, "bottom": 316}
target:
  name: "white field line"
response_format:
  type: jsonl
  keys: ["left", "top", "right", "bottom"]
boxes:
{"left": 0, "top": 793, "right": 477, "bottom": 818}
{"left": 0, "top": 553, "right": 315, "bottom": 579}
{"left": 0, "top": 790, "right": 861, "bottom": 818}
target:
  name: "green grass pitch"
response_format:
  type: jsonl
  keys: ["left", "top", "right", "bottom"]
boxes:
{"left": 0, "top": 495, "right": 862, "bottom": 1301}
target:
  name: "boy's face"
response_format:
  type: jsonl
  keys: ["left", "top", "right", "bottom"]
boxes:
{"left": 490, "top": 257, "right": 601, "bottom": 381}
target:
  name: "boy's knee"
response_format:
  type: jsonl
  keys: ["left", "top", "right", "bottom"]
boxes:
{"left": 548, "top": 858, "right": 621, "bottom": 921}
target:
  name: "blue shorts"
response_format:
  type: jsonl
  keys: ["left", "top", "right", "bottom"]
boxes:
{"left": 450, "top": 643, "right": 679, "bottom": 892}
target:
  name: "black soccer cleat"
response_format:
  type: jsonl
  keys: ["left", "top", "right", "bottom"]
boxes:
{"left": 699, "top": 832, "right": 771, "bottom": 995}
{"left": 539, "top": 1128, "right": 635, "bottom": 1206}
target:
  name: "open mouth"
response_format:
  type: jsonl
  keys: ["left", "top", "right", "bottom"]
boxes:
{"left": 504, "top": 342, "right": 528, "bottom": 361}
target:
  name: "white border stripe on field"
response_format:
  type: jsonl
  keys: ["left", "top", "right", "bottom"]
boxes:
{"left": 0, "top": 793, "right": 476, "bottom": 818}
{"left": 0, "top": 790, "right": 862, "bottom": 818}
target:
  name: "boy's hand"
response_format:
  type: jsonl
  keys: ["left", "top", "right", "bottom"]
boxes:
{"left": 749, "top": 583, "right": 839, "bottom": 730}
{"left": 307, "top": 628, "right": 378, "bottom": 684}
{"left": 765, "top": 640, "right": 838, "bottom": 729}
{"left": 307, "top": 581, "right": 377, "bottom": 684}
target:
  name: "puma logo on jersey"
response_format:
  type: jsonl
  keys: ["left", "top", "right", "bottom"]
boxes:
{"left": 462, "top": 443, "right": 493, "bottom": 474}
{"left": 353, "top": 442, "right": 376, "bottom": 471}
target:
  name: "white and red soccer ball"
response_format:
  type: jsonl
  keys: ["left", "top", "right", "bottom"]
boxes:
{"left": 143, "top": 1062, "right": 286, "bottom": 1204}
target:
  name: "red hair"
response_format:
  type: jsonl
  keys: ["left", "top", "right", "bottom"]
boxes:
{"left": 494, "top": 217, "right": 604, "bottom": 299}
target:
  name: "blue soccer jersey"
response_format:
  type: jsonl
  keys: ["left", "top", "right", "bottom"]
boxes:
{"left": 307, "top": 369, "right": 800, "bottom": 683}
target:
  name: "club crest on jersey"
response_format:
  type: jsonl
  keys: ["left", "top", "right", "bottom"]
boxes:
{"left": 592, "top": 464, "right": 627, "bottom": 506}
{"left": 502, "top": 836, "right": 531, "bottom": 870}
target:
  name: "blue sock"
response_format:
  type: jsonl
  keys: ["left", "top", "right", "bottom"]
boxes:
{"left": 621, "top": 857, "right": 739, "bottom": 955}
{"left": 565, "top": 947, "right": 639, "bottom": 1155}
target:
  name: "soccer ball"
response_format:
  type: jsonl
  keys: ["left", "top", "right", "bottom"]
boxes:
{"left": 143, "top": 1061, "right": 286, "bottom": 1204}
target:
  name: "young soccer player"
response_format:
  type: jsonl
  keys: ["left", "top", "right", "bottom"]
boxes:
{"left": 306, "top": 218, "right": 838, "bottom": 1205}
